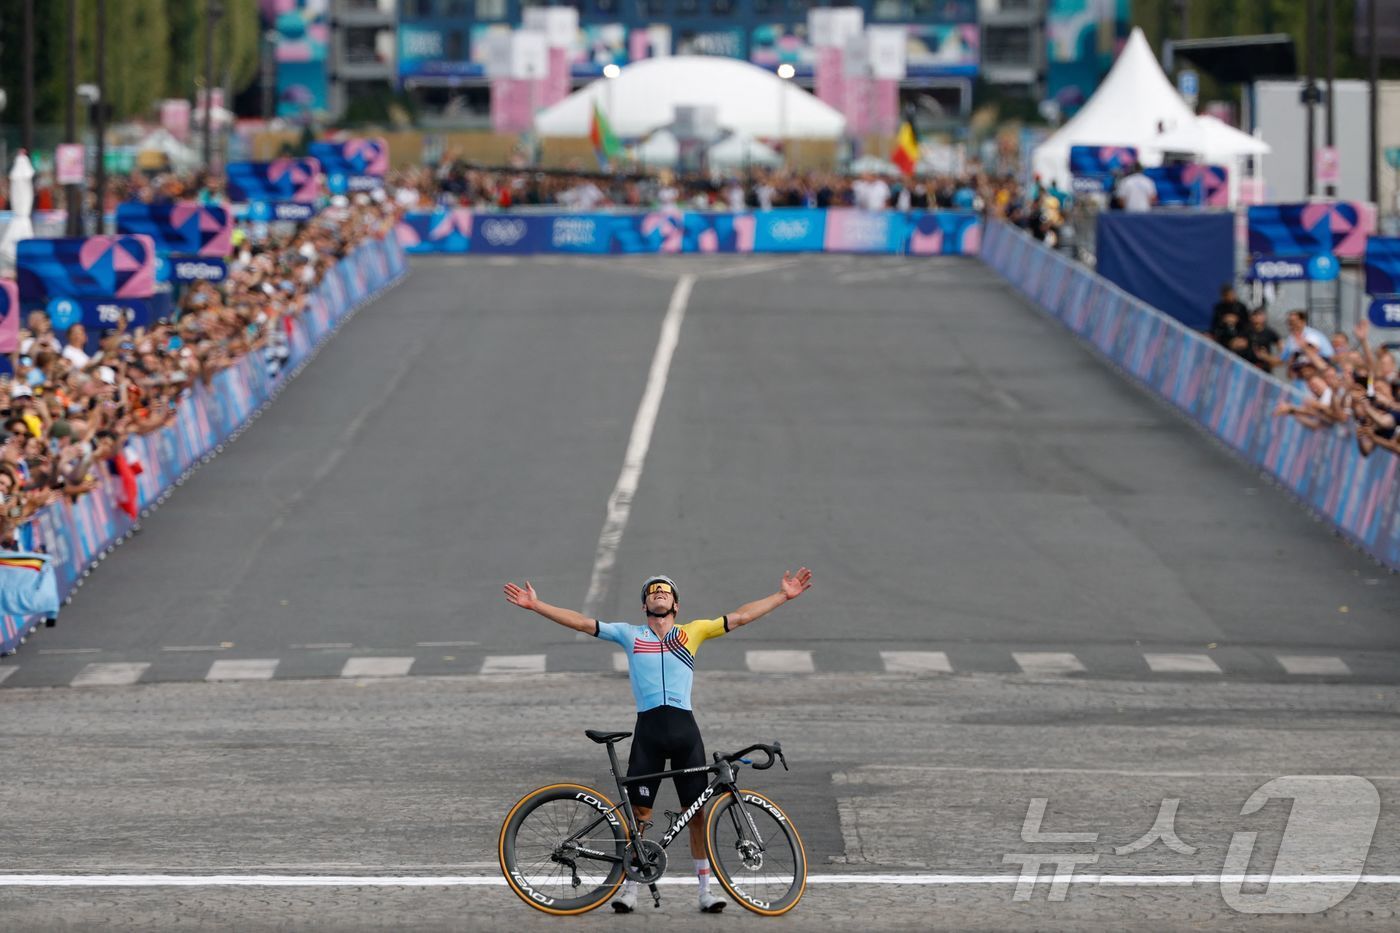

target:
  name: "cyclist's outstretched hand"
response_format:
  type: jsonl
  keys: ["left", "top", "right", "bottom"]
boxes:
{"left": 781, "top": 567, "right": 813, "bottom": 600}
{"left": 504, "top": 581, "right": 539, "bottom": 611}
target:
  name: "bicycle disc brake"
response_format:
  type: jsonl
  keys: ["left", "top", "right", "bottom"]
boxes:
{"left": 623, "top": 839, "right": 667, "bottom": 883}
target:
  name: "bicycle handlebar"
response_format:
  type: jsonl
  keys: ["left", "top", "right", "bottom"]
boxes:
{"left": 721, "top": 741, "right": 787, "bottom": 771}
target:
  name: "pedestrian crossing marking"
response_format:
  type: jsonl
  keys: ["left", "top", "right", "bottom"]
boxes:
{"left": 480, "top": 654, "right": 546, "bottom": 675}
{"left": 206, "top": 659, "right": 279, "bottom": 682}
{"left": 880, "top": 651, "right": 952, "bottom": 674}
{"left": 340, "top": 657, "right": 414, "bottom": 678}
{"left": 71, "top": 662, "right": 150, "bottom": 687}
{"left": 1144, "top": 653, "right": 1222, "bottom": 674}
{"left": 746, "top": 650, "right": 815, "bottom": 673}
{"left": 1013, "top": 652, "right": 1086, "bottom": 675}
{"left": 1276, "top": 655, "right": 1351, "bottom": 676}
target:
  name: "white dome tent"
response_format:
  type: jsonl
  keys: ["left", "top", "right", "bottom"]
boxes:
{"left": 533, "top": 56, "right": 847, "bottom": 140}
{"left": 1032, "top": 27, "right": 1197, "bottom": 190}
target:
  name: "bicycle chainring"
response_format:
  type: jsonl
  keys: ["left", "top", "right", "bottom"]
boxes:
{"left": 623, "top": 839, "right": 667, "bottom": 883}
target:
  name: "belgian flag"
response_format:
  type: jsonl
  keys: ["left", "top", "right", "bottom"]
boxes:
{"left": 891, "top": 115, "right": 919, "bottom": 176}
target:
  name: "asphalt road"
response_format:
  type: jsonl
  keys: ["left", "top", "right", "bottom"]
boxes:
{"left": 0, "top": 254, "right": 1396, "bottom": 931}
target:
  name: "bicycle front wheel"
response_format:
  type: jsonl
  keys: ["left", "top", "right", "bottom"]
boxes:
{"left": 499, "top": 783, "right": 628, "bottom": 915}
{"left": 706, "top": 788, "right": 808, "bottom": 916}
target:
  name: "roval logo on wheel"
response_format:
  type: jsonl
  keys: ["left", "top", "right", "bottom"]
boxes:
{"left": 482, "top": 219, "right": 528, "bottom": 246}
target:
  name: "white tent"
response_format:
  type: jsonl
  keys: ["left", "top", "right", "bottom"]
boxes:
{"left": 629, "top": 129, "right": 679, "bottom": 167}
{"left": 707, "top": 133, "right": 782, "bottom": 170}
{"left": 1151, "top": 114, "right": 1271, "bottom": 161}
{"left": 534, "top": 56, "right": 846, "bottom": 139}
{"left": 1032, "top": 27, "right": 1197, "bottom": 189}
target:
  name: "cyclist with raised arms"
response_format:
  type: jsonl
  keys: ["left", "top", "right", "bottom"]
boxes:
{"left": 503, "top": 568, "right": 813, "bottom": 914}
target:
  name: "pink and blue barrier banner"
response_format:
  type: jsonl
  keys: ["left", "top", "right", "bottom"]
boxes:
{"left": 982, "top": 220, "right": 1400, "bottom": 572}
{"left": 16, "top": 235, "right": 158, "bottom": 300}
{"left": 1365, "top": 237, "right": 1400, "bottom": 296}
{"left": 0, "top": 231, "right": 408, "bottom": 656}
{"left": 1069, "top": 145, "right": 1139, "bottom": 194}
{"left": 1144, "top": 164, "right": 1228, "bottom": 207}
{"left": 308, "top": 138, "right": 388, "bottom": 193}
{"left": 395, "top": 208, "right": 982, "bottom": 257}
{"left": 226, "top": 158, "right": 322, "bottom": 205}
{"left": 115, "top": 202, "right": 233, "bottom": 258}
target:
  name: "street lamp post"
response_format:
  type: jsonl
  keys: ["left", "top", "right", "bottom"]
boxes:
{"left": 94, "top": 0, "right": 107, "bottom": 233}
{"left": 64, "top": 0, "right": 81, "bottom": 236}
{"left": 22, "top": 0, "right": 34, "bottom": 152}
{"left": 202, "top": 0, "right": 224, "bottom": 173}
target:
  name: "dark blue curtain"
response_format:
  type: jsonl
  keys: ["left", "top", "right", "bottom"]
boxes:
{"left": 1096, "top": 212, "right": 1234, "bottom": 331}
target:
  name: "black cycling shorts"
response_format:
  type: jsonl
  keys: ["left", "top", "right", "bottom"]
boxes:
{"left": 625, "top": 705, "right": 706, "bottom": 809}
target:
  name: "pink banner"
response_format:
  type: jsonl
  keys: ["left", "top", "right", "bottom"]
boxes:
{"left": 815, "top": 47, "right": 845, "bottom": 113}
{"left": 0, "top": 280, "right": 18, "bottom": 354}
{"left": 870, "top": 78, "right": 899, "bottom": 136}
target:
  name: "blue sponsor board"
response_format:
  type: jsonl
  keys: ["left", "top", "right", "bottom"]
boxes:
{"left": 547, "top": 215, "right": 611, "bottom": 254}
{"left": 470, "top": 215, "right": 543, "bottom": 254}
{"left": 1365, "top": 237, "right": 1400, "bottom": 295}
{"left": 1369, "top": 297, "right": 1400, "bottom": 328}
{"left": 753, "top": 210, "right": 826, "bottom": 252}
{"left": 1248, "top": 254, "right": 1339, "bottom": 283}
{"left": 45, "top": 296, "right": 159, "bottom": 333}
{"left": 171, "top": 257, "right": 228, "bottom": 284}
{"left": 246, "top": 201, "right": 318, "bottom": 223}
{"left": 326, "top": 173, "right": 383, "bottom": 195}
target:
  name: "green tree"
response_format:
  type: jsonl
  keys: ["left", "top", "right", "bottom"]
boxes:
{"left": 166, "top": 0, "right": 262, "bottom": 106}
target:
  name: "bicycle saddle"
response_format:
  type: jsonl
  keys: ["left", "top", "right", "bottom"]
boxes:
{"left": 585, "top": 729, "right": 632, "bottom": 744}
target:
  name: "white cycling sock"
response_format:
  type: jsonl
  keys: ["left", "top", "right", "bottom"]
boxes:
{"left": 695, "top": 859, "right": 711, "bottom": 896}
{"left": 621, "top": 879, "right": 637, "bottom": 897}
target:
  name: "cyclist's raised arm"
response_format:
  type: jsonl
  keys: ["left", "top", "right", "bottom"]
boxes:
{"left": 503, "top": 581, "right": 596, "bottom": 634}
{"left": 725, "top": 567, "right": 813, "bottom": 630}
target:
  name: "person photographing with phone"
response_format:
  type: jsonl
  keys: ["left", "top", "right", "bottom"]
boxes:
{"left": 503, "top": 568, "right": 813, "bottom": 913}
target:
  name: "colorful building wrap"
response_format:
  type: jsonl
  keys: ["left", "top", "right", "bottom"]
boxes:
{"left": 397, "top": 209, "right": 981, "bottom": 256}
{"left": 226, "top": 159, "right": 322, "bottom": 204}
{"left": 982, "top": 220, "right": 1400, "bottom": 572}
{"left": 16, "top": 235, "right": 158, "bottom": 301}
{"left": 114, "top": 202, "right": 233, "bottom": 258}
{"left": 0, "top": 230, "right": 408, "bottom": 657}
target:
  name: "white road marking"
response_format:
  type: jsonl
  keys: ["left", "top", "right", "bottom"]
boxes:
{"left": 1277, "top": 655, "right": 1351, "bottom": 675}
{"left": 479, "top": 654, "right": 546, "bottom": 675}
{"left": 293, "top": 643, "right": 353, "bottom": 650}
{"left": 581, "top": 274, "right": 695, "bottom": 619}
{"left": 836, "top": 764, "right": 1400, "bottom": 781}
{"left": 0, "top": 873, "right": 1395, "bottom": 888}
{"left": 0, "top": 666, "right": 17, "bottom": 685}
{"left": 612, "top": 653, "right": 630, "bottom": 673}
{"left": 340, "top": 657, "right": 413, "bottom": 678}
{"left": 880, "top": 651, "right": 952, "bottom": 674}
{"left": 746, "top": 650, "right": 815, "bottom": 673}
{"left": 1013, "top": 651, "right": 1086, "bottom": 675}
{"left": 70, "top": 663, "right": 150, "bottom": 687}
{"left": 162, "top": 645, "right": 232, "bottom": 652}
{"left": 415, "top": 641, "right": 478, "bottom": 648}
{"left": 704, "top": 259, "right": 804, "bottom": 279}
{"left": 38, "top": 648, "right": 102, "bottom": 655}
{"left": 206, "top": 660, "right": 279, "bottom": 682}
{"left": 1144, "top": 653, "right": 1222, "bottom": 674}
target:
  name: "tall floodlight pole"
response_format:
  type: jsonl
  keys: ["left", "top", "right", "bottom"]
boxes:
{"left": 1368, "top": 0, "right": 1379, "bottom": 206}
{"left": 94, "top": 0, "right": 107, "bottom": 233}
{"left": 1305, "top": 0, "right": 1317, "bottom": 197}
{"left": 1324, "top": 0, "right": 1336, "bottom": 198}
{"left": 202, "top": 0, "right": 223, "bottom": 172}
{"left": 65, "top": 0, "right": 81, "bottom": 236}
{"left": 22, "top": 0, "right": 34, "bottom": 152}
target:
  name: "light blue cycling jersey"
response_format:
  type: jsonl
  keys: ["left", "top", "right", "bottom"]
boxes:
{"left": 594, "top": 617, "right": 729, "bottom": 712}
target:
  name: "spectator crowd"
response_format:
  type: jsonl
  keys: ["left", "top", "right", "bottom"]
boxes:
{"left": 0, "top": 178, "right": 402, "bottom": 545}
{"left": 1207, "top": 286, "right": 1400, "bottom": 457}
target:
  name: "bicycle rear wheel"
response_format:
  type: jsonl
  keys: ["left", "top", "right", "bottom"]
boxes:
{"left": 706, "top": 789, "right": 807, "bottom": 916}
{"left": 499, "top": 783, "right": 628, "bottom": 915}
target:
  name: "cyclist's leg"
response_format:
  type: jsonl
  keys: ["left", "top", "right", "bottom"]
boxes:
{"left": 662, "top": 708, "right": 709, "bottom": 858}
{"left": 625, "top": 709, "right": 667, "bottom": 827}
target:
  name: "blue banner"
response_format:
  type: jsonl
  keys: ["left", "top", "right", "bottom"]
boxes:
{"left": 45, "top": 296, "right": 158, "bottom": 334}
{"left": 114, "top": 202, "right": 232, "bottom": 257}
{"left": 170, "top": 257, "right": 228, "bottom": 284}
{"left": 398, "top": 209, "right": 983, "bottom": 258}
{"left": 1365, "top": 237, "right": 1400, "bottom": 296}
{"left": 1069, "top": 145, "right": 1138, "bottom": 193}
{"left": 16, "top": 235, "right": 158, "bottom": 301}
{"left": 226, "top": 159, "right": 321, "bottom": 205}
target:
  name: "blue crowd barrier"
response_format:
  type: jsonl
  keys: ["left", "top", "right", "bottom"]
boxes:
{"left": 395, "top": 208, "right": 982, "bottom": 257}
{"left": 981, "top": 220, "right": 1400, "bottom": 572}
{"left": 0, "top": 231, "right": 409, "bottom": 655}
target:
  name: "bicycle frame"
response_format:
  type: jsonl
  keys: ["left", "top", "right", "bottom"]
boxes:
{"left": 552, "top": 741, "right": 754, "bottom": 871}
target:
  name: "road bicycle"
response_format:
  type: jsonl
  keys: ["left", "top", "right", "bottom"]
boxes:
{"left": 499, "top": 728, "right": 807, "bottom": 916}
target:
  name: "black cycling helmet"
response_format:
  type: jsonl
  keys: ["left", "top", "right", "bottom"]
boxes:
{"left": 641, "top": 575, "right": 678, "bottom": 605}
